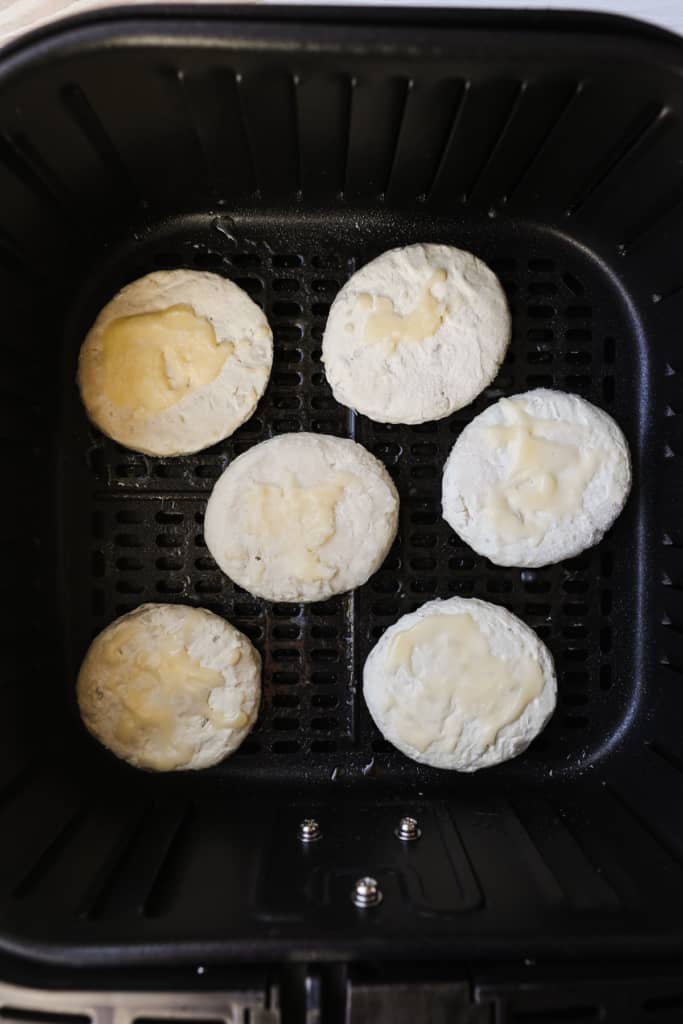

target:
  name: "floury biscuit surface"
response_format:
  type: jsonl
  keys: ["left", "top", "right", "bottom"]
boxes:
{"left": 77, "top": 603, "right": 261, "bottom": 771}
{"left": 78, "top": 270, "right": 273, "bottom": 455}
{"left": 322, "top": 243, "right": 510, "bottom": 423}
{"left": 204, "top": 432, "right": 399, "bottom": 602}
{"left": 363, "top": 596, "right": 556, "bottom": 772}
{"left": 442, "top": 389, "right": 631, "bottom": 567}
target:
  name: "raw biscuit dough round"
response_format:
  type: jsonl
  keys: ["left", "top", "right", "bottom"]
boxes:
{"left": 204, "top": 432, "right": 399, "bottom": 602}
{"left": 322, "top": 243, "right": 511, "bottom": 424}
{"left": 442, "top": 389, "right": 631, "bottom": 568}
{"left": 363, "top": 596, "right": 556, "bottom": 772}
{"left": 77, "top": 603, "right": 261, "bottom": 771}
{"left": 78, "top": 270, "right": 273, "bottom": 456}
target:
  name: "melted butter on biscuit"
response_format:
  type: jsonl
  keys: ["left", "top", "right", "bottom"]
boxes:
{"left": 245, "top": 471, "right": 355, "bottom": 582}
{"left": 386, "top": 612, "right": 543, "bottom": 753}
{"left": 100, "top": 304, "right": 233, "bottom": 416}
{"left": 360, "top": 269, "right": 448, "bottom": 353}
{"left": 482, "top": 398, "right": 602, "bottom": 543}
{"left": 101, "top": 621, "right": 245, "bottom": 770}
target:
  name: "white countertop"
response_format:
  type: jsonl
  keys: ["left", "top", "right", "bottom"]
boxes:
{"left": 0, "top": 0, "right": 681, "bottom": 48}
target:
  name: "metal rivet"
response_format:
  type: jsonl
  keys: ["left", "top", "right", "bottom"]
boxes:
{"left": 352, "top": 876, "right": 382, "bottom": 908}
{"left": 298, "top": 818, "right": 322, "bottom": 843}
{"left": 395, "top": 816, "right": 421, "bottom": 841}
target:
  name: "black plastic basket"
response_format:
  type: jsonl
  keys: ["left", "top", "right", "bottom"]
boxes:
{"left": 0, "top": 3, "right": 682, "bottom": 973}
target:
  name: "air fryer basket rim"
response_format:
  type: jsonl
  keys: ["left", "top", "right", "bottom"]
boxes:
{"left": 0, "top": 1, "right": 682, "bottom": 972}
{"left": 2, "top": 2, "right": 681, "bottom": 49}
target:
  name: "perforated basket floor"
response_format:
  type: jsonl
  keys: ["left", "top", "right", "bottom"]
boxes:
{"left": 56, "top": 210, "right": 638, "bottom": 787}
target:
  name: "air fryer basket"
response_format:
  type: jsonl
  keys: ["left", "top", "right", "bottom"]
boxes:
{"left": 0, "top": 4, "right": 682, "bottom": 968}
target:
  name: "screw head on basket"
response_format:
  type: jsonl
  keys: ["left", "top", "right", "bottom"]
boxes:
{"left": 352, "top": 876, "right": 383, "bottom": 908}
{"left": 298, "top": 818, "right": 322, "bottom": 843}
{"left": 395, "top": 816, "right": 421, "bottom": 841}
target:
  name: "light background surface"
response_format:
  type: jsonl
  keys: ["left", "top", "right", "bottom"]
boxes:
{"left": 0, "top": 0, "right": 682, "bottom": 47}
